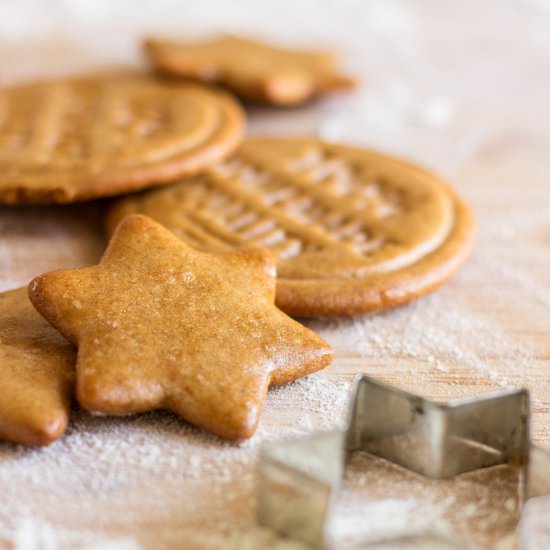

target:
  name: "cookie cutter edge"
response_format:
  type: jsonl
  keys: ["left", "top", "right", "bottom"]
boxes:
{"left": 257, "top": 374, "right": 550, "bottom": 548}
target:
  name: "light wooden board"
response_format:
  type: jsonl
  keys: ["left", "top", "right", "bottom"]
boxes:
{"left": 0, "top": 2, "right": 549, "bottom": 549}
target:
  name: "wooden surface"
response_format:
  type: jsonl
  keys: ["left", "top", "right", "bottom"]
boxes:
{"left": 0, "top": 1, "right": 549, "bottom": 549}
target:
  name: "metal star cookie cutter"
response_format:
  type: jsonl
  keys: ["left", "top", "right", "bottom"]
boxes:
{"left": 257, "top": 375, "right": 550, "bottom": 548}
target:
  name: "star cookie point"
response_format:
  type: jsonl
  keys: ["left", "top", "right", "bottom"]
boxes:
{"left": 0, "top": 287, "right": 75, "bottom": 447}
{"left": 144, "top": 34, "right": 355, "bottom": 106}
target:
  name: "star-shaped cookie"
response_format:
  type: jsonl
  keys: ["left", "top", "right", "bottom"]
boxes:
{"left": 0, "top": 287, "right": 75, "bottom": 446}
{"left": 144, "top": 34, "right": 356, "bottom": 106}
{"left": 28, "top": 215, "right": 332, "bottom": 439}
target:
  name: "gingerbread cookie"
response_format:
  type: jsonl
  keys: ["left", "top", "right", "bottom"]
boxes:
{"left": 107, "top": 138, "right": 474, "bottom": 318}
{"left": 0, "top": 287, "right": 75, "bottom": 446}
{"left": 0, "top": 72, "right": 244, "bottom": 204}
{"left": 144, "top": 34, "right": 355, "bottom": 106}
{"left": 29, "top": 215, "right": 332, "bottom": 440}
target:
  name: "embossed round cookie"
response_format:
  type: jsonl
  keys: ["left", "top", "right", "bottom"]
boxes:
{"left": 107, "top": 138, "right": 474, "bottom": 318}
{"left": 0, "top": 73, "right": 244, "bottom": 204}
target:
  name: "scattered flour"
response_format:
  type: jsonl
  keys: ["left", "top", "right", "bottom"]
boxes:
{"left": 1, "top": 1, "right": 550, "bottom": 549}
{"left": 0, "top": 375, "right": 353, "bottom": 550}
{"left": 518, "top": 497, "right": 550, "bottom": 550}
{"left": 1, "top": 106, "right": 549, "bottom": 550}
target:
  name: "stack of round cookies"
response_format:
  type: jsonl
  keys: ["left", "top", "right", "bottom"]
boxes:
{"left": 0, "top": 34, "right": 473, "bottom": 447}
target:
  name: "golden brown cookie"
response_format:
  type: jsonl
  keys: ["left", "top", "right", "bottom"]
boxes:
{"left": 0, "top": 287, "right": 75, "bottom": 446}
{"left": 107, "top": 138, "right": 474, "bottom": 318}
{"left": 0, "top": 72, "right": 244, "bottom": 204}
{"left": 29, "top": 214, "right": 332, "bottom": 440}
{"left": 144, "top": 34, "right": 355, "bottom": 106}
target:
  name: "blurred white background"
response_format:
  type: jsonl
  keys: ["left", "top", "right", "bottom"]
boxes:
{"left": 1, "top": 0, "right": 549, "bottom": 174}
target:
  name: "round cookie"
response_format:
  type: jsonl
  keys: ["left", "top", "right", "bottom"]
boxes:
{"left": 0, "top": 73, "right": 244, "bottom": 204}
{"left": 107, "top": 138, "right": 474, "bottom": 318}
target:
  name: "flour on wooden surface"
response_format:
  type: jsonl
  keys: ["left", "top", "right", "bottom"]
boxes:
{"left": 0, "top": 375, "right": 352, "bottom": 550}
{"left": 1, "top": 0, "right": 550, "bottom": 548}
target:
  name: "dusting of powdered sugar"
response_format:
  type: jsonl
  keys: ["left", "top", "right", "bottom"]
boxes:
{"left": 308, "top": 199, "right": 549, "bottom": 402}
{"left": 518, "top": 497, "right": 550, "bottom": 550}
{"left": 0, "top": 372, "right": 528, "bottom": 550}
{"left": 309, "top": 288, "right": 534, "bottom": 389}
{"left": 1, "top": 2, "right": 550, "bottom": 549}
{"left": 1, "top": 146, "right": 549, "bottom": 550}
{"left": 183, "top": 452, "right": 523, "bottom": 549}
{"left": 329, "top": 452, "right": 520, "bottom": 548}
{"left": 0, "top": 374, "right": 352, "bottom": 550}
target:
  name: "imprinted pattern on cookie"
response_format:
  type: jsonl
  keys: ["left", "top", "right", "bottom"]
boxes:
{"left": 162, "top": 159, "right": 394, "bottom": 261}
{"left": 0, "top": 73, "right": 244, "bottom": 204}
{"left": 111, "top": 140, "right": 452, "bottom": 277}
{"left": 107, "top": 138, "right": 473, "bottom": 317}
{"left": 204, "top": 151, "right": 402, "bottom": 257}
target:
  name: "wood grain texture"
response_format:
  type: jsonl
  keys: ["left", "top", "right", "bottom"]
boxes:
{"left": 0, "top": 1, "right": 549, "bottom": 548}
